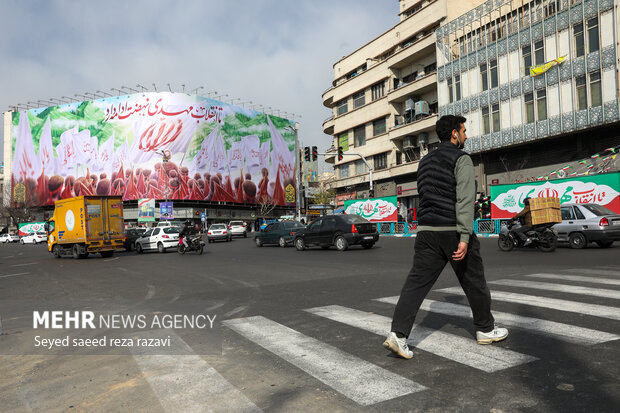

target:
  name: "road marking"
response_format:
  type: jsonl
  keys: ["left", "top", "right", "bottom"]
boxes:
{"left": 489, "top": 279, "right": 620, "bottom": 300}
{"left": 103, "top": 257, "right": 119, "bottom": 262}
{"left": 375, "top": 297, "right": 620, "bottom": 346}
{"left": 10, "top": 262, "right": 38, "bottom": 267}
{"left": 145, "top": 284, "right": 156, "bottom": 300}
{"left": 223, "top": 315, "right": 425, "bottom": 405}
{"left": 132, "top": 330, "right": 262, "bottom": 413}
{"left": 306, "top": 305, "right": 537, "bottom": 373}
{"left": 0, "top": 272, "right": 30, "bottom": 279}
{"left": 3, "top": 255, "right": 14, "bottom": 258}
{"left": 436, "top": 287, "right": 620, "bottom": 321}
{"left": 561, "top": 268, "right": 620, "bottom": 277}
{"left": 524, "top": 273, "right": 620, "bottom": 286}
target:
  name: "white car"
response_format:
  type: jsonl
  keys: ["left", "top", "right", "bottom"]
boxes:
{"left": 0, "top": 233, "right": 19, "bottom": 243}
{"left": 21, "top": 232, "right": 47, "bottom": 244}
{"left": 135, "top": 226, "right": 180, "bottom": 253}
{"left": 228, "top": 221, "right": 248, "bottom": 238}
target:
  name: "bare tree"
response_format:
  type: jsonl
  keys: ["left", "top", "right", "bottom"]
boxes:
{"left": 257, "top": 195, "right": 277, "bottom": 219}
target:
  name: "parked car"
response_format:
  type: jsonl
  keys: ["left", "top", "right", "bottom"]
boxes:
{"left": 135, "top": 226, "right": 180, "bottom": 253}
{"left": 208, "top": 224, "right": 232, "bottom": 243}
{"left": 553, "top": 203, "right": 620, "bottom": 249}
{"left": 255, "top": 220, "right": 306, "bottom": 247}
{"left": 228, "top": 221, "right": 248, "bottom": 238}
{"left": 0, "top": 233, "right": 19, "bottom": 243}
{"left": 156, "top": 221, "right": 183, "bottom": 228}
{"left": 21, "top": 232, "right": 47, "bottom": 244}
{"left": 124, "top": 228, "right": 146, "bottom": 251}
{"left": 293, "top": 214, "right": 379, "bottom": 251}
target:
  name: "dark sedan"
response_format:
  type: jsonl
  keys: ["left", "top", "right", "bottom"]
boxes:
{"left": 293, "top": 214, "right": 379, "bottom": 251}
{"left": 255, "top": 220, "right": 306, "bottom": 247}
{"left": 124, "top": 228, "right": 146, "bottom": 251}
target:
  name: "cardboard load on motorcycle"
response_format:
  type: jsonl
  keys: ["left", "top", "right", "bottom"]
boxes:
{"left": 529, "top": 197, "right": 561, "bottom": 225}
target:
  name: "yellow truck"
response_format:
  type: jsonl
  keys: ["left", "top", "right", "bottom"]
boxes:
{"left": 46, "top": 196, "right": 125, "bottom": 259}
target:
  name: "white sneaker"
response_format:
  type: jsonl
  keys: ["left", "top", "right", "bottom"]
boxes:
{"left": 476, "top": 326, "right": 509, "bottom": 344}
{"left": 383, "top": 332, "right": 413, "bottom": 359}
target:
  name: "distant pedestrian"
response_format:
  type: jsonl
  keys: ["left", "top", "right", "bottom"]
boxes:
{"left": 383, "top": 115, "right": 507, "bottom": 360}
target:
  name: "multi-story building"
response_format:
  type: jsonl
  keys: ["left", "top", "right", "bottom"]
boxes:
{"left": 323, "top": 0, "right": 486, "bottom": 217}
{"left": 437, "top": 0, "right": 620, "bottom": 192}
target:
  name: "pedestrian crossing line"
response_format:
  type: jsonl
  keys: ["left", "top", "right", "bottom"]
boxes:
{"left": 223, "top": 316, "right": 426, "bottom": 406}
{"left": 436, "top": 287, "right": 620, "bottom": 321}
{"left": 561, "top": 268, "right": 620, "bottom": 277}
{"left": 489, "top": 279, "right": 620, "bottom": 300}
{"left": 131, "top": 330, "right": 262, "bottom": 413}
{"left": 305, "top": 305, "right": 537, "bottom": 373}
{"left": 524, "top": 273, "right": 620, "bottom": 286}
{"left": 374, "top": 297, "right": 620, "bottom": 346}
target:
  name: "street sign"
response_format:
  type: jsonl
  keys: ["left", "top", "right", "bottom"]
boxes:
{"left": 201, "top": 213, "right": 206, "bottom": 222}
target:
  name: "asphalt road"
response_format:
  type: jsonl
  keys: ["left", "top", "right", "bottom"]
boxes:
{"left": 0, "top": 235, "right": 619, "bottom": 412}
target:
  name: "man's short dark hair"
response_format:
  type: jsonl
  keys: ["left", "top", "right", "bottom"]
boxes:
{"left": 436, "top": 115, "right": 467, "bottom": 142}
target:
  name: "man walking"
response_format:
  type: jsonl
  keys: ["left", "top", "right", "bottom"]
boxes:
{"left": 383, "top": 115, "right": 507, "bottom": 359}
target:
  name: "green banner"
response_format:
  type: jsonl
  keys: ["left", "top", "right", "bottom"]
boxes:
{"left": 338, "top": 133, "right": 349, "bottom": 152}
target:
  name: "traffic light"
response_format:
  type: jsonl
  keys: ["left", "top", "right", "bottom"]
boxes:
{"left": 369, "top": 189, "right": 375, "bottom": 199}
{"left": 304, "top": 146, "right": 310, "bottom": 162}
{"left": 337, "top": 146, "right": 344, "bottom": 161}
{"left": 311, "top": 146, "right": 318, "bottom": 161}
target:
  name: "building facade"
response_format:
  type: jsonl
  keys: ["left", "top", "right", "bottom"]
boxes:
{"left": 437, "top": 0, "right": 620, "bottom": 191}
{"left": 322, "top": 0, "right": 486, "bottom": 216}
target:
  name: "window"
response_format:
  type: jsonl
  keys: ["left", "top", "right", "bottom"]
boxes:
{"left": 373, "top": 117, "right": 386, "bottom": 136}
{"left": 536, "top": 89, "right": 547, "bottom": 121}
{"left": 455, "top": 75, "right": 461, "bottom": 101}
{"left": 525, "top": 92, "right": 535, "bottom": 123}
{"left": 353, "top": 91, "right": 365, "bottom": 109}
{"left": 523, "top": 45, "right": 532, "bottom": 76}
{"left": 424, "top": 62, "right": 436, "bottom": 74}
{"left": 573, "top": 206, "right": 586, "bottom": 220}
{"left": 480, "top": 63, "right": 488, "bottom": 91}
{"left": 396, "top": 151, "right": 402, "bottom": 165}
{"left": 448, "top": 77, "right": 454, "bottom": 103}
{"left": 574, "top": 22, "right": 585, "bottom": 57}
{"left": 588, "top": 17, "right": 599, "bottom": 54}
{"left": 152, "top": 228, "right": 160, "bottom": 236}
{"left": 337, "top": 99, "right": 348, "bottom": 115}
{"left": 354, "top": 125, "right": 366, "bottom": 147}
{"left": 590, "top": 70, "right": 602, "bottom": 107}
{"left": 374, "top": 153, "right": 388, "bottom": 170}
{"left": 490, "top": 59, "right": 498, "bottom": 89}
{"left": 355, "top": 160, "right": 366, "bottom": 175}
{"left": 576, "top": 75, "right": 587, "bottom": 110}
{"left": 371, "top": 81, "right": 385, "bottom": 100}
{"left": 561, "top": 206, "right": 575, "bottom": 220}
{"left": 339, "top": 164, "right": 350, "bottom": 178}
{"left": 534, "top": 40, "right": 544, "bottom": 65}
{"left": 492, "top": 104, "right": 500, "bottom": 132}
{"left": 482, "top": 106, "right": 490, "bottom": 134}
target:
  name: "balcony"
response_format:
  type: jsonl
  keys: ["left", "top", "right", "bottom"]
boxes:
{"left": 389, "top": 113, "right": 438, "bottom": 141}
{"left": 387, "top": 33, "right": 436, "bottom": 70}
{"left": 323, "top": 115, "right": 335, "bottom": 135}
{"left": 325, "top": 146, "right": 336, "bottom": 164}
{"left": 388, "top": 72, "right": 437, "bottom": 103}
{"left": 322, "top": 86, "right": 334, "bottom": 108}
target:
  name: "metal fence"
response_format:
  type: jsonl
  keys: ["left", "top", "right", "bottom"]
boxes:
{"left": 377, "top": 219, "right": 508, "bottom": 235}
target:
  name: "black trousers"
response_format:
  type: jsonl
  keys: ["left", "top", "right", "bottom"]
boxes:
{"left": 390, "top": 231, "right": 495, "bottom": 336}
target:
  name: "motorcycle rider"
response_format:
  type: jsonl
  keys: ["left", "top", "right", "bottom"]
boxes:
{"left": 512, "top": 197, "right": 532, "bottom": 246}
{"left": 180, "top": 220, "right": 195, "bottom": 249}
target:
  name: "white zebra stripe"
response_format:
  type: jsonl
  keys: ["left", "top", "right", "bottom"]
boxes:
{"left": 561, "top": 268, "right": 620, "bottom": 277}
{"left": 489, "top": 279, "right": 620, "bottom": 300}
{"left": 131, "top": 330, "right": 262, "bottom": 413}
{"left": 305, "top": 305, "right": 537, "bottom": 373}
{"left": 436, "top": 287, "right": 620, "bottom": 321}
{"left": 223, "top": 316, "right": 426, "bottom": 406}
{"left": 374, "top": 297, "right": 619, "bottom": 346}
{"left": 524, "top": 273, "right": 620, "bottom": 286}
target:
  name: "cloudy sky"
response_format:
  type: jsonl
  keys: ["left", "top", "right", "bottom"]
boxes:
{"left": 0, "top": 0, "right": 399, "bottom": 172}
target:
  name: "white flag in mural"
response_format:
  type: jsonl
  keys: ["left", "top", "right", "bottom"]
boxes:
{"left": 56, "top": 126, "right": 79, "bottom": 175}
{"left": 191, "top": 125, "right": 218, "bottom": 172}
{"left": 12, "top": 112, "right": 40, "bottom": 181}
{"left": 228, "top": 140, "right": 244, "bottom": 170}
{"left": 97, "top": 134, "right": 115, "bottom": 173}
{"left": 259, "top": 141, "right": 270, "bottom": 171}
{"left": 37, "top": 117, "right": 57, "bottom": 176}
{"left": 267, "top": 116, "right": 294, "bottom": 181}
{"left": 242, "top": 135, "right": 260, "bottom": 174}
{"left": 210, "top": 132, "right": 228, "bottom": 175}
{"left": 113, "top": 141, "right": 129, "bottom": 172}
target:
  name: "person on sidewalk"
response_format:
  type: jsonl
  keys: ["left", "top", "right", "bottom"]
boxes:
{"left": 383, "top": 115, "right": 508, "bottom": 360}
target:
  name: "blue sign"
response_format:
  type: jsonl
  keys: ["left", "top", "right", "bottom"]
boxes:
{"left": 160, "top": 202, "right": 174, "bottom": 220}
{"left": 200, "top": 212, "right": 206, "bottom": 222}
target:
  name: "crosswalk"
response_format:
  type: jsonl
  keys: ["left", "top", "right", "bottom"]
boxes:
{"left": 131, "top": 268, "right": 620, "bottom": 411}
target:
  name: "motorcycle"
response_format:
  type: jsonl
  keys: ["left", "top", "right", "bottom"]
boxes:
{"left": 178, "top": 234, "right": 205, "bottom": 255}
{"left": 498, "top": 220, "right": 558, "bottom": 252}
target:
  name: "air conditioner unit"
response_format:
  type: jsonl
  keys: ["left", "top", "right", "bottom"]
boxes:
{"left": 395, "top": 115, "right": 404, "bottom": 126}
{"left": 403, "top": 136, "right": 415, "bottom": 148}
{"left": 404, "top": 98, "right": 415, "bottom": 112}
{"left": 417, "top": 132, "right": 429, "bottom": 145}
{"left": 415, "top": 100, "right": 430, "bottom": 115}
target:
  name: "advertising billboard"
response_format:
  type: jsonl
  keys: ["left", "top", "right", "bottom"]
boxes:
{"left": 18, "top": 222, "right": 46, "bottom": 236}
{"left": 138, "top": 198, "right": 156, "bottom": 222}
{"left": 490, "top": 172, "right": 620, "bottom": 218}
{"left": 8, "top": 92, "right": 296, "bottom": 208}
{"left": 344, "top": 196, "right": 398, "bottom": 222}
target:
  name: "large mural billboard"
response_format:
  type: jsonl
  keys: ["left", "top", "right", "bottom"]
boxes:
{"left": 8, "top": 92, "right": 296, "bottom": 207}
